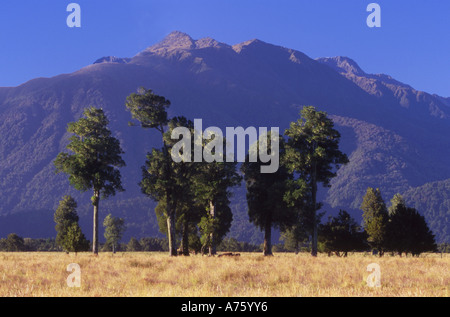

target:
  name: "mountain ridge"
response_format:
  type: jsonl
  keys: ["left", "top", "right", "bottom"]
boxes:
{"left": 0, "top": 31, "right": 448, "bottom": 243}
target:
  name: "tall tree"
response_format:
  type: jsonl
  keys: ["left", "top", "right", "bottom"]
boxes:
{"left": 54, "top": 195, "right": 80, "bottom": 249}
{"left": 360, "top": 187, "right": 389, "bottom": 256}
{"left": 139, "top": 116, "right": 200, "bottom": 256}
{"left": 125, "top": 88, "right": 180, "bottom": 256}
{"left": 54, "top": 107, "right": 125, "bottom": 254}
{"left": 166, "top": 117, "right": 203, "bottom": 256}
{"left": 284, "top": 106, "right": 349, "bottom": 256}
{"left": 386, "top": 198, "right": 437, "bottom": 256}
{"left": 103, "top": 213, "right": 126, "bottom": 253}
{"left": 241, "top": 133, "right": 294, "bottom": 256}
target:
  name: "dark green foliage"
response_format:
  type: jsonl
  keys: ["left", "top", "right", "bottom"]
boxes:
{"left": 192, "top": 132, "right": 242, "bottom": 256}
{"left": 241, "top": 133, "right": 294, "bottom": 256}
{"left": 62, "top": 222, "right": 90, "bottom": 253}
{"left": 3, "top": 233, "right": 26, "bottom": 252}
{"left": 0, "top": 238, "right": 58, "bottom": 252}
{"left": 284, "top": 106, "right": 349, "bottom": 256}
{"left": 139, "top": 237, "right": 168, "bottom": 252}
{"left": 402, "top": 179, "right": 450, "bottom": 244}
{"left": 24, "top": 238, "right": 59, "bottom": 251}
{"left": 197, "top": 194, "right": 234, "bottom": 255}
{"left": 386, "top": 199, "right": 437, "bottom": 256}
{"left": 140, "top": 118, "right": 201, "bottom": 256}
{"left": 126, "top": 88, "right": 170, "bottom": 130}
{"left": 166, "top": 117, "right": 204, "bottom": 255}
{"left": 280, "top": 226, "right": 310, "bottom": 253}
{"left": 53, "top": 195, "right": 89, "bottom": 254}
{"left": 54, "top": 107, "right": 125, "bottom": 198}
{"left": 154, "top": 200, "right": 203, "bottom": 254}
{"left": 360, "top": 187, "right": 389, "bottom": 256}
{"left": 139, "top": 111, "right": 240, "bottom": 256}
{"left": 217, "top": 238, "right": 262, "bottom": 253}
{"left": 140, "top": 149, "right": 173, "bottom": 202}
{"left": 198, "top": 215, "right": 220, "bottom": 253}
{"left": 126, "top": 88, "right": 179, "bottom": 256}
{"left": 140, "top": 116, "right": 198, "bottom": 211}
{"left": 284, "top": 106, "right": 349, "bottom": 188}
{"left": 280, "top": 179, "right": 313, "bottom": 251}
{"left": 318, "top": 210, "right": 368, "bottom": 256}
{"left": 53, "top": 195, "right": 90, "bottom": 253}
{"left": 210, "top": 197, "right": 233, "bottom": 249}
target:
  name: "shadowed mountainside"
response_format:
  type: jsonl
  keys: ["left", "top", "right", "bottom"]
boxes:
{"left": 0, "top": 31, "right": 448, "bottom": 243}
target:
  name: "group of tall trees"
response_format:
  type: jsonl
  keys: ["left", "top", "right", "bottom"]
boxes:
{"left": 54, "top": 89, "right": 242, "bottom": 256}
{"left": 53, "top": 87, "right": 436, "bottom": 257}
{"left": 361, "top": 188, "right": 436, "bottom": 256}
{"left": 126, "top": 88, "right": 241, "bottom": 256}
{"left": 241, "top": 107, "right": 349, "bottom": 256}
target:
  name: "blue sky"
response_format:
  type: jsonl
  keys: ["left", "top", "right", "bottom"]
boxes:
{"left": 0, "top": 0, "right": 449, "bottom": 96}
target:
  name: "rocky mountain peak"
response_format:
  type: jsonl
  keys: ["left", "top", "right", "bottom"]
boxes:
{"left": 317, "top": 56, "right": 366, "bottom": 76}
{"left": 157, "top": 30, "right": 195, "bottom": 49}
{"left": 232, "top": 39, "right": 267, "bottom": 53}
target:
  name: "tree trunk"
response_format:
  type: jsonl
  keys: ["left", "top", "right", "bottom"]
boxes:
{"left": 311, "top": 160, "right": 318, "bottom": 257}
{"left": 92, "top": 190, "right": 100, "bottom": 255}
{"left": 161, "top": 126, "right": 177, "bottom": 257}
{"left": 263, "top": 214, "right": 273, "bottom": 256}
{"left": 182, "top": 218, "right": 190, "bottom": 256}
{"left": 167, "top": 210, "right": 177, "bottom": 256}
{"left": 308, "top": 139, "right": 319, "bottom": 257}
{"left": 209, "top": 201, "right": 216, "bottom": 256}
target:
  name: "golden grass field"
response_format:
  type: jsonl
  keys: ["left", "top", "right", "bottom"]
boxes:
{"left": 0, "top": 252, "right": 448, "bottom": 297}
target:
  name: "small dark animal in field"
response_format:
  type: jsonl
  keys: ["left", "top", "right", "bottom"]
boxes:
{"left": 218, "top": 252, "right": 240, "bottom": 257}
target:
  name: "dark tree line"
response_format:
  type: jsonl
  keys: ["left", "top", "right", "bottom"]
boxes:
{"left": 318, "top": 210, "right": 368, "bottom": 257}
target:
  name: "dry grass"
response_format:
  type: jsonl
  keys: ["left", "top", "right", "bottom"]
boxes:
{"left": 0, "top": 252, "right": 448, "bottom": 297}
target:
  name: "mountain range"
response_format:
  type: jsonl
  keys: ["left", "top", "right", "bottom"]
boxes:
{"left": 0, "top": 31, "right": 448, "bottom": 244}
